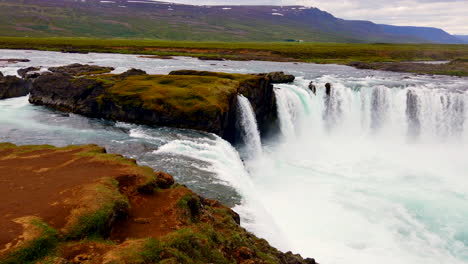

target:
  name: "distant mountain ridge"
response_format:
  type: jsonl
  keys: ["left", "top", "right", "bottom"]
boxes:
{"left": 0, "top": 0, "right": 464, "bottom": 43}
{"left": 455, "top": 35, "right": 468, "bottom": 43}
{"left": 379, "top": 25, "right": 462, "bottom": 44}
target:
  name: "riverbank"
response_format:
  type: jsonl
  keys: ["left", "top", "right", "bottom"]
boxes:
{"left": 1, "top": 37, "right": 468, "bottom": 76}
{"left": 0, "top": 143, "right": 315, "bottom": 264}
{"left": 348, "top": 58, "right": 468, "bottom": 77}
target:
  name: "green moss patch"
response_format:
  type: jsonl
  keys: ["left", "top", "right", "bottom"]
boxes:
{"left": 0, "top": 219, "right": 59, "bottom": 264}
{"left": 64, "top": 178, "right": 129, "bottom": 240}
{"left": 99, "top": 74, "right": 240, "bottom": 115}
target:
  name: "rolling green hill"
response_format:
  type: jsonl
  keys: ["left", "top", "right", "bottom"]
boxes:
{"left": 0, "top": 0, "right": 463, "bottom": 43}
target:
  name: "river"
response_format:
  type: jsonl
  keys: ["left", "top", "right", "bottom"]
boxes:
{"left": 1, "top": 49, "right": 468, "bottom": 264}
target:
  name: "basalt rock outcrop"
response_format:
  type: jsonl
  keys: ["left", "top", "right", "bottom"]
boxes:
{"left": 169, "top": 70, "right": 279, "bottom": 140}
{"left": 17, "top": 66, "right": 40, "bottom": 79}
{"left": 48, "top": 63, "right": 114, "bottom": 76}
{"left": 263, "top": 72, "right": 296, "bottom": 84}
{"left": 0, "top": 74, "right": 31, "bottom": 99}
{"left": 30, "top": 67, "right": 288, "bottom": 143}
{"left": 0, "top": 143, "right": 316, "bottom": 264}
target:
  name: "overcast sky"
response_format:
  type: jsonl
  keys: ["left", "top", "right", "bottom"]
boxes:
{"left": 165, "top": 0, "right": 467, "bottom": 34}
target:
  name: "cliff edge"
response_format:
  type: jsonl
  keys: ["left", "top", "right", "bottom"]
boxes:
{"left": 0, "top": 143, "right": 315, "bottom": 264}
{"left": 28, "top": 65, "right": 293, "bottom": 143}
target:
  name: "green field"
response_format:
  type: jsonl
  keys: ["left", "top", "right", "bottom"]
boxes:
{"left": 1, "top": 37, "right": 468, "bottom": 64}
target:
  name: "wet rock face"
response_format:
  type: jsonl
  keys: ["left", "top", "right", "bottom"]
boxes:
{"left": 29, "top": 72, "right": 106, "bottom": 115}
{"left": 48, "top": 63, "right": 114, "bottom": 76}
{"left": 0, "top": 75, "right": 31, "bottom": 99}
{"left": 308, "top": 82, "right": 317, "bottom": 94}
{"left": 325, "top": 83, "right": 332, "bottom": 96}
{"left": 17, "top": 67, "right": 41, "bottom": 79}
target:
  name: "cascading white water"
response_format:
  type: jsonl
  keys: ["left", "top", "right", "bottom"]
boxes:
{"left": 274, "top": 82, "right": 315, "bottom": 138}
{"left": 154, "top": 135, "right": 291, "bottom": 250}
{"left": 237, "top": 95, "right": 262, "bottom": 159}
{"left": 243, "top": 76, "right": 468, "bottom": 264}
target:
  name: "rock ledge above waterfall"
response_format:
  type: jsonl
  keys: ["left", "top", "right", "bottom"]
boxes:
{"left": 29, "top": 67, "right": 287, "bottom": 142}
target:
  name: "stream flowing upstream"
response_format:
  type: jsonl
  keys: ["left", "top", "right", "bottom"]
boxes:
{"left": 1, "top": 49, "right": 468, "bottom": 264}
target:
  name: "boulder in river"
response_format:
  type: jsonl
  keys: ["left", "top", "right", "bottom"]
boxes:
{"left": 0, "top": 75, "right": 31, "bottom": 99}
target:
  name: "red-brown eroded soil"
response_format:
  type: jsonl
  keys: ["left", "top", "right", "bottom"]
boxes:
{"left": 110, "top": 187, "right": 191, "bottom": 242}
{"left": 0, "top": 145, "right": 136, "bottom": 251}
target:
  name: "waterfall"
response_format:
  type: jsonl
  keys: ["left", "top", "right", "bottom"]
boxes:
{"left": 154, "top": 134, "right": 290, "bottom": 250}
{"left": 251, "top": 76, "right": 468, "bottom": 263}
{"left": 237, "top": 95, "right": 262, "bottom": 159}
{"left": 273, "top": 77, "right": 468, "bottom": 142}
{"left": 155, "top": 136, "right": 253, "bottom": 191}
{"left": 274, "top": 81, "right": 315, "bottom": 139}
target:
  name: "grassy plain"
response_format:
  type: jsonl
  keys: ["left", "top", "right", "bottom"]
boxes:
{"left": 1, "top": 37, "right": 468, "bottom": 64}
{"left": 1, "top": 37, "right": 468, "bottom": 76}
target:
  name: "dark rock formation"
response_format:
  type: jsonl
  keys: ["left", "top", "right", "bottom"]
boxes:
{"left": 30, "top": 69, "right": 278, "bottom": 143}
{"left": 325, "top": 83, "right": 332, "bottom": 96}
{"left": 17, "top": 67, "right": 40, "bottom": 78}
{"left": 0, "top": 72, "right": 2, "bottom": 77}
{"left": 406, "top": 89, "right": 421, "bottom": 138}
{"left": 265, "top": 71, "right": 295, "bottom": 83}
{"left": 0, "top": 58, "right": 30, "bottom": 63}
{"left": 49, "top": 63, "right": 114, "bottom": 76}
{"left": 308, "top": 82, "right": 317, "bottom": 94}
{"left": 29, "top": 72, "right": 105, "bottom": 112}
{"left": 279, "top": 251, "right": 316, "bottom": 264}
{"left": 0, "top": 75, "right": 30, "bottom": 99}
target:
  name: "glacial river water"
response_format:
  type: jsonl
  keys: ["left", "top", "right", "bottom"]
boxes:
{"left": 1, "top": 49, "right": 468, "bottom": 264}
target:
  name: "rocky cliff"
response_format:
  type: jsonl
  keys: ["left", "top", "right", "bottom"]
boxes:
{"left": 0, "top": 143, "right": 315, "bottom": 264}
{"left": 29, "top": 65, "right": 290, "bottom": 143}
